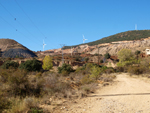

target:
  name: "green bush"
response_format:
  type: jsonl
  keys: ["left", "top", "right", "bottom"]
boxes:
{"left": 85, "top": 57, "right": 89, "bottom": 62}
{"left": 135, "top": 50, "right": 141, "bottom": 56}
{"left": 30, "top": 108, "right": 43, "bottom": 113}
{"left": 1, "top": 60, "right": 19, "bottom": 69}
{"left": 90, "top": 65, "right": 102, "bottom": 80}
{"left": 104, "top": 53, "right": 111, "bottom": 59}
{"left": 58, "top": 63, "right": 74, "bottom": 74}
{"left": 100, "top": 60, "right": 103, "bottom": 63}
{"left": 19, "top": 59, "right": 42, "bottom": 71}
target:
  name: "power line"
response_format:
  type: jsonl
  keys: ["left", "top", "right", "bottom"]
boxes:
{"left": 0, "top": 16, "right": 41, "bottom": 46}
{"left": 0, "top": 16, "right": 17, "bottom": 30}
{"left": 0, "top": 1, "right": 42, "bottom": 43}
{"left": 14, "top": 0, "right": 47, "bottom": 39}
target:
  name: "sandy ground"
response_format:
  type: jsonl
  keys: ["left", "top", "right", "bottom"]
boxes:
{"left": 59, "top": 73, "right": 150, "bottom": 113}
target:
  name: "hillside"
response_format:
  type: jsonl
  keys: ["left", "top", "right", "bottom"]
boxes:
{"left": 43, "top": 30, "right": 150, "bottom": 56}
{"left": 87, "top": 30, "right": 150, "bottom": 46}
{"left": 0, "top": 38, "right": 37, "bottom": 58}
{"left": 64, "top": 30, "right": 150, "bottom": 49}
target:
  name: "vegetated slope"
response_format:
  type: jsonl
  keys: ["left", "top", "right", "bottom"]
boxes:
{"left": 64, "top": 30, "right": 150, "bottom": 49}
{"left": 87, "top": 30, "right": 150, "bottom": 46}
{"left": 0, "top": 38, "right": 37, "bottom": 58}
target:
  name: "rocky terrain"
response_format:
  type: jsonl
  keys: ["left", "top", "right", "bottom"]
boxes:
{"left": 0, "top": 38, "right": 37, "bottom": 58}
{"left": 41, "top": 37, "right": 150, "bottom": 56}
{"left": 39, "top": 30, "right": 150, "bottom": 56}
{"left": 90, "top": 37, "right": 150, "bottom": 55}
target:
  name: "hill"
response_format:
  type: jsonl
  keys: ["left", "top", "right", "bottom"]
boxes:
{"left": 46, "top": 30, "right": 150, "bottom": 56}
{"left": 87, "top": 30, "right": 150, "bottom": 46}
{"left": 0, "top": 38, "right": 37, "bottom": 58}
{"left": 64, "top": 30, "right": 150, "bottom": 49}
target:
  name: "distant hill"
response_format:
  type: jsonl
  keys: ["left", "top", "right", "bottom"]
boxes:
{"left": 64, "top": 30, "right": 150, "bottom": 49}
{"left": 0, "top": 38, "right": 37, "bottom": 58}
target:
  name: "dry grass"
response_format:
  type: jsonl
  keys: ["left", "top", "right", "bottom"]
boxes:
{"left": 0, "top": 62, "right": 117, "bottom": 113}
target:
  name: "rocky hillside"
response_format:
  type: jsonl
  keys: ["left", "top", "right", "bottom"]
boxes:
{"left": 90, "top": 37, "right": 150, "bottom": 55}
{"left": 0, "top": 39, "right": 37, "bottom": 58}
{"left": 44, "top": 30, "right": 150, "bottom": 56}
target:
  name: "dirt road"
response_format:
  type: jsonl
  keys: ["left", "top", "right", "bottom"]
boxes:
{"left": 61, "top": 73, "right": 150, "bottom": 113}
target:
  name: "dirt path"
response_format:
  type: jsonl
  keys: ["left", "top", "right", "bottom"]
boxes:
{"left": 60, "top": 73, "right": 150, "bottom": 113}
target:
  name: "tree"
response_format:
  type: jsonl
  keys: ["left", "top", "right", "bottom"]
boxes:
{"left": 104, "top": 53, "right": 110, "bottom": 59}
{"left": 85, "top": 57, "right": 89, "bottom": 62}
{"left": 117, "top": 49, "right": 136, "bottom": 66}
{"left": 42, "top": 55, "right": 53, "bottom": 70}
{"left": 19, "top": 59, "right": 42, "bottom": 71}
{"left": 90, "top": 65, "right": 102, "bottom": 80}
{"left": 1, "top": 60, "right": 19, "bottom": 69}
{"left": 135, "top": 50, "right": 141, "bottom": 55}
{"left": 58, "top": 63, "right": 73, "bottom": 74}
{"left": 135, "top": 50, "right": 141, "bottom": 60}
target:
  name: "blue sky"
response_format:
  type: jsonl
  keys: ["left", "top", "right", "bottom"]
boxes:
{"left": 0, "top": 0, "right": 150, "bottom": 51}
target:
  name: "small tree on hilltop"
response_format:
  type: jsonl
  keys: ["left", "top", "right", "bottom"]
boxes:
{"left": 42, "top": 55, "right": 53, "bottom": 70}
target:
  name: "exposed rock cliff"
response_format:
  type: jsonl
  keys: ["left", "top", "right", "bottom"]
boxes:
{"left": 0, "top": 39, "right": 37, "bottom": 58}
{"left": 90, "top": 38, "right": 150, "bottom": 55}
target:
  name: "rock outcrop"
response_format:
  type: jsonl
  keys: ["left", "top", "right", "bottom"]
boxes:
{"left": 0, "top": 38, "right": 37, "bottom": 58}
{"left": 44, "top": 37, "right": 150, "bottom": 56}
{"left": 90, "top": 37, "right": 150, "bottom": 55}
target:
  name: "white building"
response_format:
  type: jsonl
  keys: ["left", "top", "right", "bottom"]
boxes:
{"left": 146, "top": 49, "right": 150, "bottom": 55}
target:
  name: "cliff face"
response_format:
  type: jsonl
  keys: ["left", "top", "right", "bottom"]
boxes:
{"left": 65, "top": 37, "right": 150, "bottom": 55}
{"left": 39, "top": 36, "right": 150, "bottom": 56}
{"left": 90, "top": 38, "right": 150, "bottom": 55}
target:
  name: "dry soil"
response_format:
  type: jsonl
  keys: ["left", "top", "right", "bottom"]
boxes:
{"left": 60, "top": 73, "right": 150, "bottom": 113}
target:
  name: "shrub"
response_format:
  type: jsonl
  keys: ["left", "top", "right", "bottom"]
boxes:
{"left": 100, "top": 60, "right": 103, "bottom": 63}
{"left": 61, "top": 70, "right": 69, "bottom": 76}
{"left": 42, "top": 55, "right": 53, "bottom": 70}
{"left": 1, "top": 60, "right": 19, "bottom": 69}
{"left": 58, "top": 63, "right": 74, "bottom": 74}
{"left": 0, "top": 91, "right": 11, "bottom": 112}
{"left": 8, "top": 97, "right": 42, "bottom": 113}
{"left": 75, "top": 56, "right": 82, "bottom": 61}
{"left": 128, "top": 66, "right": 145, "bottom": 75}
{"left": 104, "top": 53, "right": 111, "bottom": 59}
{"left": 105, "top": 67, "right": 115, "bottom": 74}
{"left": 85, "top": 57, "right": 89, "bottom": 62}
{"left": 80, "top": 75, "right": 93, "bottom": 84}
{"left": 117, "top": 49, "right": 137, "bottom": 67}
{"left": 81, "top": 83, "right": 97, "bottom": 94}
{"left": 90, "top": 65, "right": 102, "bottom": 80}
{"left": 135, "top": 50, "right": 141, "bottom": 56}
{"left": 7, "top": 69, "right": 31, "bottom": 97}
{"left": 19, "top": 59, "right": 42, "bottom": 71}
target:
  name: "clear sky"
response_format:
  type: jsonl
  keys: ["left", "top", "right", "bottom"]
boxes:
{"left": 0, "top": 0, "right": 150, "bottom": 51}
